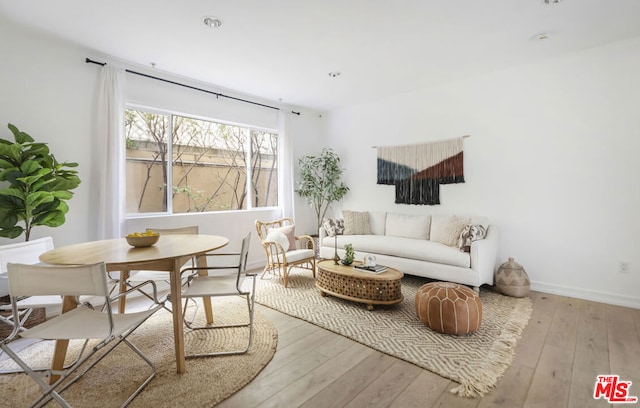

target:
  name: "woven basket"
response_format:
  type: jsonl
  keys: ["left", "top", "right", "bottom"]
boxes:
{"left": 495, "top": 257, "right": 530, "bottom": 298}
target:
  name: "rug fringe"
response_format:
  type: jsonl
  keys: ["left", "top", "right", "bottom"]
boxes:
{"left": 449, "top": 297, "right": 534, "bottom": 398}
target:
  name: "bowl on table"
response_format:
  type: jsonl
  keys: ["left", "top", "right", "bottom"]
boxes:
{"left": 125, "top": 232, "right": 160, "bottom": 247}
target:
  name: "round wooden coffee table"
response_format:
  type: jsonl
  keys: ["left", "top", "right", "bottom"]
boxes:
{"left": 316, "top": 260, "right": 404, "bottom": 310}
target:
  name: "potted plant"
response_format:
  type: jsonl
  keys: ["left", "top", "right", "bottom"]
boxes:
{"left": 0, "top": 123, "right": 81, "bottom": 241}
{"left": 342, "top": 243, "right": 355, "bottom": 266}
{"left": 295, "top": 148, "right": 349, "bottom": 232}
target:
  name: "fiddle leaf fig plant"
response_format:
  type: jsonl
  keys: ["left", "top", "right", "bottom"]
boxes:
{"left": 0, "top": 123, "right": 81, "bottom": 241}
{"left": 296, "top": 148, "right": 349, "bottom": 231}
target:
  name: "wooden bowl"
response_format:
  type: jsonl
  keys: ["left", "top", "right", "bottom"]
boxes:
{"left": 125, "top": 234, "right": 159, "bottom": 248}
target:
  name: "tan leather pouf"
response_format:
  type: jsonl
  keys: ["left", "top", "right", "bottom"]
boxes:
{"left": 415, "top": 282, "right": 482, "bottom": 335}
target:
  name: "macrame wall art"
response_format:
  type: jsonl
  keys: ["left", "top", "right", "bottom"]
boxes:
{"left": 375, "top": 136, "right": 467, "bottom": 205}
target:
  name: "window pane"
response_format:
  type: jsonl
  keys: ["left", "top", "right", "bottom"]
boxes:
{"left": 250, "top": 130, "right": 278, "bottom": 208}
{"left": 125, "top": 110, "right": 169, "bottom": 213}
{"left": 171, "top": 116, "right": 249, "bottom": 213}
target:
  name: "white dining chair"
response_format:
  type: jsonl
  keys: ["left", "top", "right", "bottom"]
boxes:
{"left": 180, "top": 232, "right": 256, "bottom": 358}
{"left": 0, "top": 237, "right": 61, "bottom": 333}
{"left": 0, "top": 262, "right": 164, "bottom": 407}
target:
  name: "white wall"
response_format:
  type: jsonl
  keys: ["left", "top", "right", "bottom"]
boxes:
{"left": 0, "top": 21, "right": 324, "bottom": 270}
{"left": 326, "top": 37, "right": 640, "bottom": 308}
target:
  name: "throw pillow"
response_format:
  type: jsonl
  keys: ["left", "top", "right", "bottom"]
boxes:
{"left": 385, "top": 213, "right": 430, "bottom": 240}
{"left": 367, "top": 211, "right": 387, "bottom": 235}
{"left": 265, "top": 230, "right": 290, "bottom": 251}
{"left": 458, "top": 224, "right": 487, "bottom": 252}
{"left": 342, "top": 210, "right": 372, "bottom": 235}
{"left": 322, "top": 218, "right": 344, "bottom": 237}
{"left": 267, "top": 225, "right": 296, "bottom": 251}
{"left": 437, "top": 215, "right": 471, "bottom": 247}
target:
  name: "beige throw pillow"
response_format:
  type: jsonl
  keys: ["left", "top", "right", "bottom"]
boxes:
{"left": 342, "top": 210, "right": 372, "bottom": 235}
{"left": 437, "top": 216, "right": 471, "bottom": 247}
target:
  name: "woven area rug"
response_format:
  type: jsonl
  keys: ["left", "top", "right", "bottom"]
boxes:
{"left": 0, "top": 297, "right": 277, "bottom": 407}
{"left": 255, "top": 270, "right": 533, "bottom": 397}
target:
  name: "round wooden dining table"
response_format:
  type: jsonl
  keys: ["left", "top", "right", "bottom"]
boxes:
{"left": 40, "top": 234, "right": 229, "bottom": 377}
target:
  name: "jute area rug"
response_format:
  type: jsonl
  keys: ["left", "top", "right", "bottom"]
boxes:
{"left": 0, "top": 297, "right": 277, "bottom": 407}
{"left": 255, "top": 269, "right": 533, "bottom": 398}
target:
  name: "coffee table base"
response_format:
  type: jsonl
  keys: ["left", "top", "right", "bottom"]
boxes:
{"left": 315, "top": 260, "right": 404, "bottom": 310}
{"left": 317, "top": 285, "right": 404, "bottom": 310}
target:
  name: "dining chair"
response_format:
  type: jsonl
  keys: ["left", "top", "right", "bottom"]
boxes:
{"left": 0, "top": 262, "right": 164, "bottom": 408}
{"left": 0, "top": 237, "right": 62, "bottom": 335}
{"left": 180, "top": 232, "right": 256, "bottom": 358}
{"left": 255, "top": 217, "right": 316, "bottom": 287}
{"left": 114, "top": 226, "right": 199, "bottom": 313}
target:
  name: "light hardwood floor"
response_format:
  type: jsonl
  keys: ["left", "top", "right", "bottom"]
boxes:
{"left": 218, "top": 290, "right": 640, "bottom": 408}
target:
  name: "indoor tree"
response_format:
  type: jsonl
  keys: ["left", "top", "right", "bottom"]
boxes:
{"left": 0, "top": 123, "right": 81, "bottom": 241}
{"left": 296, "top": 148, "right": 349, "bottom": 231}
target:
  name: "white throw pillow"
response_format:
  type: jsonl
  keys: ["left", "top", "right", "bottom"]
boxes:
{"left": 265, "top": 230, "right": 291, "bottom": 252}
{"left": 385, "top": 213, "right": 431, "bottom": 240}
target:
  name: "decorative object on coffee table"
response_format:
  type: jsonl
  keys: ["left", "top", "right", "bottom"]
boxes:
{"left": 495, "top": 257, "right": 530, "bottom": 298}
{"left": 316, "top": 260, "right": 403, "bottom": 310}
{"left": 342, "top": 243, "right": 354, "bottom": 266}
{"left": 333, "top": 235, "right": 340, "bottom": 265}
{"left": 415, "top": 281, "right": 482, "bottom": 335}
{"left": 322, "top": 218, "right": 344, "bottom": 265}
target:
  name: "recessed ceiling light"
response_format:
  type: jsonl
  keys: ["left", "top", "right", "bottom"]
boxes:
{"left": 531, "top": 32, "right": 552, "bottom": 41}
{"left": 203, "top": 16, "right": 223, "bottom": 28}
{"left": 328, "top": 72, "right": 341, "bottom": 78}
{"left": 542, "top": 0, "right": 563, "bottom": 4}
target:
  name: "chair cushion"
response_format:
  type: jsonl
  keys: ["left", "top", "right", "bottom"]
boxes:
{"left": 285, "top": 249, "right": 315, "bottom": 263}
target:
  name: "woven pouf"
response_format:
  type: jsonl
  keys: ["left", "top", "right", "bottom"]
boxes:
{"left": 415, "top": 282, "right": 482, "bottom": 335}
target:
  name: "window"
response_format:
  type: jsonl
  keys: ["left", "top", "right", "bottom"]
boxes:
{"left": 125, "top": 108, "right": 278, "bottom": 214}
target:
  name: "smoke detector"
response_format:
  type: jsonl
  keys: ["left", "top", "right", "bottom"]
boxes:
{"left": 203, "top": 16, "right": 223, "bottom": 28}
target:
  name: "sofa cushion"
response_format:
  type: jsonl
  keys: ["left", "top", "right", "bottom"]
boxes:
{"left": 322, "top": 234, "right": 470, "bottom": 268}
{"left": 322, "top": 218, "right": 344, "bottom": 237}
{"left": 458, "top": 224, "right": 487, "bottom": 252}
{"left": 438, "top": 216, "right": 470, "bottom": 247}
{"left": 343, "top": 210, "right": 372, "bottom": 235}
{"left": 368, "top": 212, "right": 387, "bottom": 235}
{"left": 385, "top": 213, "right": 430, "bottom": 240}
{"left": 430, "top": 215, "right": 470, "bottom": 244}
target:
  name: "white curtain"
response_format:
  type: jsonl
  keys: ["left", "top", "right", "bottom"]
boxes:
{"left": 93, "top": 65, "right": 126, "bottom": 239}
{"left": 278, "top": 110, "right": 295, "bottom": 220}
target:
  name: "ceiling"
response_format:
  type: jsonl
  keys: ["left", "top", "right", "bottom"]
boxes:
{"left": 2, "top": 0, "right": 640, "bottom": 111}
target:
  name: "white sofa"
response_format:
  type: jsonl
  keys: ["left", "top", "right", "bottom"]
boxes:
{"left": 318, "top": 212, "right": 498, "bottom": 291}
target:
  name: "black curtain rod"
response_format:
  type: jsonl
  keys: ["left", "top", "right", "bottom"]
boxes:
{"left": 85, "top": 58, "right": 301, "bottom": 115}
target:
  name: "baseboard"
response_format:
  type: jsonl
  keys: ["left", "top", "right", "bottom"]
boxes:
{"left": 530, "top": 280, "right": 640, "bottom": 310}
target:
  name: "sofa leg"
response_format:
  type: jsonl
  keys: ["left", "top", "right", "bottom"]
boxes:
{"left": 473, "top": 286, "right": 480, "bottom": 294}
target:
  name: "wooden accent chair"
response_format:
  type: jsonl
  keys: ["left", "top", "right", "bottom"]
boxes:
{"left": 255, "top": 218, "right": 316, "bottom": 287}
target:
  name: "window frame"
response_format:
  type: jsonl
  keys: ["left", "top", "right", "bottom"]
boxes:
{"left": 124, "top": 103, "right": 280, "bottom": 219}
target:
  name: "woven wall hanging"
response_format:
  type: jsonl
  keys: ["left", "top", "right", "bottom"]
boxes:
{"left": 376, "top": 136, "right": 466, "bottom": 205}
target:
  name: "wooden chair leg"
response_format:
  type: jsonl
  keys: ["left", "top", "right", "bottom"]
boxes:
{"left": 283, "top": 266, "right": 289, "bottom": 288}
